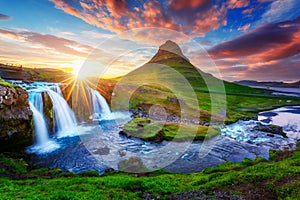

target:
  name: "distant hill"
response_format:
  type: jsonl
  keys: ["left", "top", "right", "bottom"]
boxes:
{"left": 0, "top": 63, "right": 73, "bottom": 82}
{"left": 235, "top": 80, "right": 300, "bottom": 88}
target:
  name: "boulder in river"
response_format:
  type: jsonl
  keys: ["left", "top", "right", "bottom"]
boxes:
{"left": 253, "top": 124, "right": 287, "bottom": 138}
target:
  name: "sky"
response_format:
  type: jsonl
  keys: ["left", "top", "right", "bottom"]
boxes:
{"left": 0, "top": 0, "right": 299, "bottom": 81}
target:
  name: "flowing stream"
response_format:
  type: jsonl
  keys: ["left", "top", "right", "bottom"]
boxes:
{"left": 8, "top": 80, "right": 300, "bottom": 174}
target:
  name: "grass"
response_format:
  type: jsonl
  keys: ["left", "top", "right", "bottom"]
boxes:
{"left": 0, "top": 77, "right": 16, "bottom": 88}
{"left": 1, "top": 145, "right": 300, "bottom": 199}
{"left": 1, "top": 46, "right": 300, "bottom": 199}
{"left": 122, "top": 117, "right": 220, "bottom": 142}
{"left": 112, "top": 55, "right": 300, "bottom": 142}
{"left": 120, "top": 83, "right": 299, "bottom": 142}
{"left": 112, "top": 54, "right": 300, "bottom": 124}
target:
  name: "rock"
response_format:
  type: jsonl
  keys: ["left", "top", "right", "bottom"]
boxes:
{"left": 119, "top": 149, "right": 126, "bottom": 157}
{"left": 0, "top": 84, "right": 33, "bottom": 152}
{"left": 253, "top": 123, "right": 287, "bottom": 138}
{"left": 93, "top": 147, "right": 110, "bottom": 155}
{"left": 119, "top": 130, "right": 130, "bottom": 138}
{"left": 118, "top": 157, "right": 147, "bottom": 173}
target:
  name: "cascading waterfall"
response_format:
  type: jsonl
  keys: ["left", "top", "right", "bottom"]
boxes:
{"left": 29, "top": 101, "right": 49, "bottom": 146}
{"left": 9, "top": 80, "right": 116, "bottom": 154}
{"left": 26, "top": 84, "right": 78, "bottom": 154}
{"left": 46, "top": 88, "right": 77, "bottom": 137}
{"left": 48, "top": 84, "right": 64, "bottom": 96}
{"left": 91, "top": 89, "right": 111, "bottom": 120}
{"left": 28, "top": 92, "right": 59, "bottom": 153}
{"left": 29, "top": 91, "right": 44, "bottom": 114}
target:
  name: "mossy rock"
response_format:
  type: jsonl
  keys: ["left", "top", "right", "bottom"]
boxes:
{"left": 254, "top": 124, "right": 287, "bottom": 138}
{"left": 121, "top": 117, "right": 220, "bottom": 142}
{"left": 118, "top": 157, "right": 149, "bottom": 173}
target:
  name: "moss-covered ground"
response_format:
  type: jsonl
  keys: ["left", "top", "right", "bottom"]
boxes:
{"left": 1, "top": 144, "right": 300, "bottom": 199}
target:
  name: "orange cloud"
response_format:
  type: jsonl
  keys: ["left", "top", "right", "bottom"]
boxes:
{"left": 50, "top": 0, "right": 227, "bottom": 38}
{"left": 242, "top": 7, "right": 254, "bottom": 14}
{"left": 191, "top": 4, "right": 227, "bottom": 37}
{"left": 238, "top": 24, "right": 251, "bottom": 32}
{"left": 0, "top": 28, "right": 95, "bottom": 57}
{"left": 227, "top": 0, "right": 249, "bottom": 9}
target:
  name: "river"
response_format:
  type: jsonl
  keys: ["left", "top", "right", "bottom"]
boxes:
{"left": 9, "top": 80, "right": 300, "bottom": 174}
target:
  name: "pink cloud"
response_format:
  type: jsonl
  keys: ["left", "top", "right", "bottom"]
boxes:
{"left": 242, "top": 7, "right": 254, "bottom": 14}
{"left": 209, "top": 17, "right": 300, "bottom": 81}
{"left": 0, "top": 28, "right": 94, "bottom": 57}
{"left": 238, "top": 24, "right": 251, "bottom": 32}
{"left": 227, "top": 0, "right": 249, "bottom": 9}
{"left": 50, "top": 0, "right": 227, "bottom": 38}
{"left": 169, "top": 0, "right": 209, "bottom": 10}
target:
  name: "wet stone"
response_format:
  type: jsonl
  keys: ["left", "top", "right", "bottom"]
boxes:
{"left": 93, "top": 147, "right": 110, "bottom": 155}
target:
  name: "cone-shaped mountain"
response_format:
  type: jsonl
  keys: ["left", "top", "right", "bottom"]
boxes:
{"left": 123, "top": 40, "right": 260, "bottom": 94}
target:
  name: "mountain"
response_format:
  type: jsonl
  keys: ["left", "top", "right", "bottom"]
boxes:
{"left": 109, "top": 40, "right": 269, "bottom": 122}
{"left": 122, "top": 40, "right": 262, "bottom": 94}
{"left": 149, "top": 40, "right": 189, "bottom": 63}
{"left": 235, "top": 80, "right": 300, "bottom": 88}
{"left": 98, "top": 40, "right": 300, "bottom": 124}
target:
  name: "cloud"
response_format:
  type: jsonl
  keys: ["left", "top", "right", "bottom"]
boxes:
{"left": 215, "top": 56, "right": 300, "bottom": 81}
{"left": 238, "top": 24, "right": 251, "bottom": 32}
{"left": 227, "top": 0, "right": 249, "bottom": 9}
{"left": 242, "top": 57, "right": 300, "bottom": 81}
{"left": 209, "top": 17, "right": 300, "bottom": 81}
{"left": 242, "top": 7, "right": 254, "bottom": 14}
{"left": 209, "top": 17, "right": 300, "bottom": 62}
{"left": 169, "top": 0, "right": 210, "bottom": 10}
{"left": 0, "top": 13, "right": 11, "bottom": 21}
{"left": 0, "top": 28, "right": 93, "bottom": 57}
{"left": 50, "top": 0, "right": 227, "bottom": 38}
{"left": 257, "top": 0, "right": 273, "bottom": 2}
{"left": 257, "top": 0, "right": 300, "bottom": 25}
{"left": 0, "top": 38, "right": 80, "bottom": 69}
{"left": 0, "top": 29, "right": 20, "bottom": 40}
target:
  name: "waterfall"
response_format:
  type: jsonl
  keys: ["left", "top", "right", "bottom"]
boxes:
{"left": 11, "top": 81, "right": 115, "bottom": 154}
{"left": 28, "top": 92, "right": 59, "bottom": 154}
{"left": 46, "top": 89, "right": 77, "bottom": 137}
{"left": 29, "top": 91, "right": 43, "bottom": 114}
{"left": 29, "top": 101, "right": 49, "bottom": 146}
{"left": 91, "top": 89, "right": 111, "bottom": 119}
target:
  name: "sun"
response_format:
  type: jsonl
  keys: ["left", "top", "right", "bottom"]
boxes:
{"left": 71, "top": 59, "right": 85, "bottom": 78}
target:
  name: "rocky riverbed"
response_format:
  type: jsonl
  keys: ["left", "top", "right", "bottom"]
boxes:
{"left": 26, "top": 105, "right": 300, "bottom": 174}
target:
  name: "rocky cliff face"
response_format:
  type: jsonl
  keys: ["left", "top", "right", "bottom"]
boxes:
{"left": 149, "top": 40, "right": 189, "bottom": 64}
{"left": 0, "top": 84, "right": 33, "bottom": 152}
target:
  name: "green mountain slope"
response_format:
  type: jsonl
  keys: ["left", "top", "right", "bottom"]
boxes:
{"left": 111, "top": 40, "right": 299, "bottom": 124}
{"left": 127, "top": 40, "right": 263, "bottom": 94}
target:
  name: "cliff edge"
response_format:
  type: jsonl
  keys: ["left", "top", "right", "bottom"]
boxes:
{"left": 0, "top": 81, "right": 33, "bottom": 152}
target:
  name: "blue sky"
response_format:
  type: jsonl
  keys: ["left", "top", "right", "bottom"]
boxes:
{"left": 0, "top": 0, "right": 299, "bottom": 81}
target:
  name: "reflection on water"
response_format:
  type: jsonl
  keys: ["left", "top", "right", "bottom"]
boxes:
{"left": 258, "top": 106, "right": 300, "bottom": 140}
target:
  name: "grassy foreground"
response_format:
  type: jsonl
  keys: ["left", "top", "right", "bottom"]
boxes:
{"left": 1, "top": 144, "right": 300, "bottom": 200}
